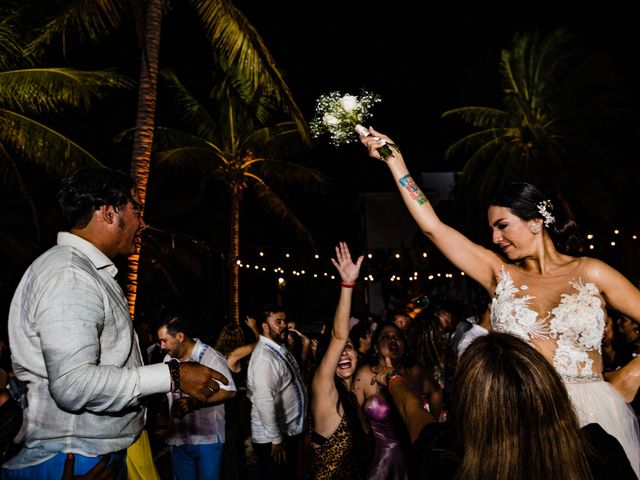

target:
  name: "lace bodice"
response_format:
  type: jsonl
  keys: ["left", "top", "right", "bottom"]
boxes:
{"left": 491, "top": 264, "right": 605, "bottom": 379}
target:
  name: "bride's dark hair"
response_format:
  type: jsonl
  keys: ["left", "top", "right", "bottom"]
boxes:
{"left": 490, "top": 183, "right": 586, "bottom": 257}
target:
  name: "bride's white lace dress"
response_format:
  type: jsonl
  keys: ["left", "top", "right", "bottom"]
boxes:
{"left": 492, "top": 262, "right": 640, "bottom": 477}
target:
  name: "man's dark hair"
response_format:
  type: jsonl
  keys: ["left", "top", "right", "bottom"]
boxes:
{"left": 258, "top": 304, "right": 284, "bottom": 329}
{"left": 57, "top": 167, "right": 137, "bottom": 229}
{"left": 157, "top": 315, "right": 192, "bottom": 339}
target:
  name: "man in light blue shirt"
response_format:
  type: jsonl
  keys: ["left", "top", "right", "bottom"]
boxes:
{"left": 2, "top": 168, "right": 227, "bottom": 479}
{"left": 158, "top": 315, "right": 236, "bottom": 480}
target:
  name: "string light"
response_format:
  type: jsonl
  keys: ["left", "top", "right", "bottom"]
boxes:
{"left": 231, "top": 230, "right": 634, "bottom": 301}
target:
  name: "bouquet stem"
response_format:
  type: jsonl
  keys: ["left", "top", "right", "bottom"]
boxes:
{"left": 355, "top": 124, "right": 395, "bottom": 161}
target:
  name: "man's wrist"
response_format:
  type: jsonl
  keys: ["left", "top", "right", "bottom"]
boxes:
{"left": 166, "top": 359, "right": 180, "bottom": 391}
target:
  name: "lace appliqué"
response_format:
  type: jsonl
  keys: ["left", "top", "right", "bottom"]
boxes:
{"left": 491, "top": 268, "right": 605, "bottom": 378}
{"left": 491, "top": 268, "right": 549, "bottom": 342}
{"left": 549, "top": 281, "right": 604, "bottom": 376}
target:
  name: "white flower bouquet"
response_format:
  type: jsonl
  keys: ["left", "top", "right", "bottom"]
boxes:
{"left": 310, "top": 90, "right": 394, "bottom": 160}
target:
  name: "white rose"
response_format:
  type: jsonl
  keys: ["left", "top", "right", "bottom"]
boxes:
{"left": 340, "top": 95, "right": 358, "bottom": 112}
{"left": 323, "top": 113, "right": 340, "bottom": 125}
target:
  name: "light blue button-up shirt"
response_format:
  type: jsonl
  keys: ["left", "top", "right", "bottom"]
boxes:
{"left": 165, "top": 339, "right": 236, "bottom": 446}
{"left": 4, "top": 232, "right": 170, "bottom": 469}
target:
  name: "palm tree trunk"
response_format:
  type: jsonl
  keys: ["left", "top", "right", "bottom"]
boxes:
{"left": 229, "top": 192, "right": 240, "bottom": 324}
{"left": 126, "top": 0, "right": 164, "bottom": 319}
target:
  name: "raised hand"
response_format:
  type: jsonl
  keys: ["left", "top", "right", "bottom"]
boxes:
{"left": 358, "top": 127, "right": 399, "bottom": 162}
{"left": 245, "top": 316, "right": 258, "bottom": 334}
{"left": 330, "top": 242, "right": 364, "bottom": 285}
{"left": 372, "top": 355, "right": 397, "bottom": 387}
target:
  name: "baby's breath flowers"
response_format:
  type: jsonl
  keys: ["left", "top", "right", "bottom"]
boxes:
{"left": 310, "top": 91, "right": 380, "bottom": 145}
{"left": 310, "top": 90, "right": 394, "bottom": 160}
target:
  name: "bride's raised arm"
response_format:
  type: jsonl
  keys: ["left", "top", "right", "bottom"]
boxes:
{"left": 360, "top": 128, "right": 502, "bottom": 291}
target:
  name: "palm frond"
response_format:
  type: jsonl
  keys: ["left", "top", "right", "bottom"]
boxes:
{"left": 155, "top": 145, "right": 226, "bottom": 173}
{"left": 24, "top": 0, "right": 129, "bottom": 58}
{"left": 240, "top": 122, "right": 305, "bottom": 159}
{"left": 160, "top": 70, "right": 218, "bottom": 141}
{"left": 150, "top": 126, "right": 221, "bottom": 154}
{"left": 250, "top": 159, "right": 330, "bottom": 189}
{"left": 0, "top": 109, "right": 103, "bottom": 174}
{"left": 210, "top": 59, "right": 276, "bottom": 126}
{"left": 250, "top": 177, "right": 314, "bottom": 245}
{"left": 443, "top": 127, "right": 510, "bottom": 159}
{"left": 193, "top": 0, "right": 310, "bottom": 143}
{"left": 0, "top": 17, "right": 25, "bottom": 71}
{"left": 442, "top": 107, "right": 509, "bottom": 129}
{"left": 0, "top": 68, "right": 132, "bottom": 114}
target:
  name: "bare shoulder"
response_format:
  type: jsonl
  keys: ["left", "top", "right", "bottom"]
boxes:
{"left": 580, "top": 256, "right": 622, "bottom": 280}
{"left": 354, "top": 363, "right": 374, "bottom": 380}
{"left": 353, "top": 363, "right": 375, "bottom": 393}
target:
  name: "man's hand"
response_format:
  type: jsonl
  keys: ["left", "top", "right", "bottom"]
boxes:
{"left": 178, "top": 362, "right": 228, "bottom": 402}
{"left": 271, "top": 442, "right": 286, "bottom": 464}
{"left": 171, "top": 397, "right": 197, "bottom": 418}
{"left": 62, "top": 453, "right": 117, "bottom": 480}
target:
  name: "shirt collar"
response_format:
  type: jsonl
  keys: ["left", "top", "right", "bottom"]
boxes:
{"left": 259, "top": 335, "right": 284, "bottom": 351}
{"left": 57, "top": 232, "right": 117, "bottom": 277}
{"left": 189, "top": 339, "right": 204, "bottom": 361}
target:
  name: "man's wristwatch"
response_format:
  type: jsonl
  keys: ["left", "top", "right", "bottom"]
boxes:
{"left": 166, "top": 359, "right": 181, "bottom": 391}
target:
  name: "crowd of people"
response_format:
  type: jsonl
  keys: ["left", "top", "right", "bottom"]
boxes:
{"left": 1, "top": 128, "right": 640, "bottom": 479}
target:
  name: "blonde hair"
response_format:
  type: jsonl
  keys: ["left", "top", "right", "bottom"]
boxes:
{"left": 454, "top": 333, "right": 592, "bottom": 480}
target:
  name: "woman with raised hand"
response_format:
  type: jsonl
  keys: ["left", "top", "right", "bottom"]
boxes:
{"left": 360, "top": 129, "right": 640, "bottom": 476}
{"left": 309, "top": 242, "right": 371, "bottom": 479}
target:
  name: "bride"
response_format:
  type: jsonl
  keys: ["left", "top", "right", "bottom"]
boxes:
{"left": 360, "top": 128, "right": 640, "bottom": 477}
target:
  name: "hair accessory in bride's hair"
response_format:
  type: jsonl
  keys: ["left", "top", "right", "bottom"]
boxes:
{"left": 536, "top": 200, "right": 555, "bottom": 227}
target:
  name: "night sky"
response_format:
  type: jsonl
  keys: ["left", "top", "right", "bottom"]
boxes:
{"left": 229, "top": 2, "right": 640, "bottom": 248}
{"left": 3, "top": 2, "right": 640, "bottom": 331}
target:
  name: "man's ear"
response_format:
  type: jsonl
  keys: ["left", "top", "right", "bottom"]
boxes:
{"left": 176, "top": 332, "right": 185, "bottom": 343}
{"left": 99, "top": 205, "right": 116, "bottom": 225}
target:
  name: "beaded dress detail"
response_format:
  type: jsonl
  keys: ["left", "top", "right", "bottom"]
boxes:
{"left": 490, "top": 263, "right": 640, "bottom": 477}
{"left": 491, "top": 265, "right": 604, "bottom": 379}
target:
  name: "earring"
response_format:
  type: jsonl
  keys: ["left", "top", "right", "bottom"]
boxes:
{"left": 529, "top": 224, "right": 541, "bottom": 234}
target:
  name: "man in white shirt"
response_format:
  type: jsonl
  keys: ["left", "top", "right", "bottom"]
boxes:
{"left": 157, "top": 315, "right": 236, "bottom": 480}
{"left": 247, "top": 304, "right": 307, "bottom": 479}
{"left": 3, "top": 168, "right": 226, "bottom": 479}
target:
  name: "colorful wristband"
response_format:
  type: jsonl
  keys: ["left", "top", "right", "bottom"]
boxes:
{"left": 341, "top": 282, "right": 356, "bottom": 288}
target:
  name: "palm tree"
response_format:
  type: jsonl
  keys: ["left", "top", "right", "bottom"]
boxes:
{"left": 148, "top": 69, "right": 325, "bottom": 323}
{"left": 442, "top": 28, "right": 630, "bottom": 235}
{"left": 22, "top": 0, "right": 310, "bottom": 317}
{"left": 0, "top": 16, "right": 131, "bottom": 246}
